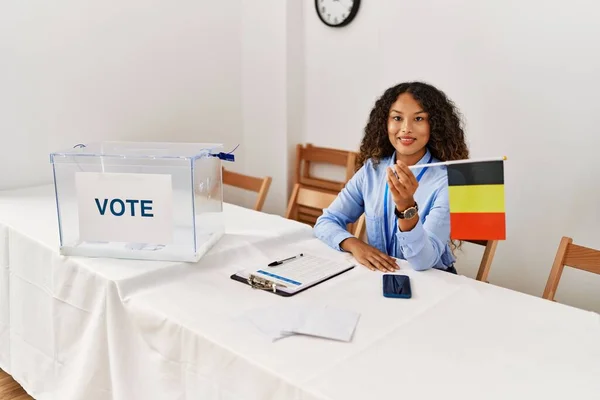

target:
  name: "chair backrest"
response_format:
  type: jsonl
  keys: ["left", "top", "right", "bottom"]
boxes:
{"left": 285, "top": 184, "right": 338, "bottom": 226}
{"left": 352, "top": 214, "right": 366, "bottom": 241}
{"left": 222, "top": 167, "right": 272, "bottom": 212}
{"left": 285, "top": 184, "right": 366, "bottom": 241}
{"left": 543, "top": 236, "right": 600, "bottom": 301}
{"left": 295, "top": 143, "right": 357, "bottom": 193}
{"left": 464, "top": 240, "right": 499, "bottom": 282}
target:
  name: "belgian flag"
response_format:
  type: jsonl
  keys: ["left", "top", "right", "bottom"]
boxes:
{"left": 447, "top": 160, "right": 506, "bottom": 240}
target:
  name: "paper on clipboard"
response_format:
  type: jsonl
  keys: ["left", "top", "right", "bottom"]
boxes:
{"left": 238, "top": 253, "right": 355, "bottom": 294}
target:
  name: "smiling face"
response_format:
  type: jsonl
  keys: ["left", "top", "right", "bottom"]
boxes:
{"left": 388, "top": 92, "right": 430, "bottom": 165}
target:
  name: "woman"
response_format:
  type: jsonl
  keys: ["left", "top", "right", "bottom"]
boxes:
{"left": 314, "top": 81, "right": 469, "bottom": 273}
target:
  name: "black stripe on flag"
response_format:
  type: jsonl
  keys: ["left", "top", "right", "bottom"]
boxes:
{"left": 447, "top": 160, "right": 504, "bottom": 186}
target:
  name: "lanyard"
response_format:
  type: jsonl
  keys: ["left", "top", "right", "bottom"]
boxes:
{"left": 383, "top": 153, "right": 433, "bottom": 256}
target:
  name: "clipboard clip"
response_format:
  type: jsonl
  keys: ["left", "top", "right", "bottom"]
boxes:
{"left": 247, "top": 274, "right": 287, "bottom": 293}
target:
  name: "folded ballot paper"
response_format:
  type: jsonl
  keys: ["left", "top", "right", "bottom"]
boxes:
{"left": 241, "top": 304, "right": 360, "bottom": 342}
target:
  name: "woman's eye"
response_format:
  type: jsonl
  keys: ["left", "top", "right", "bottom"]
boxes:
{"left": 415, "top": 116, "right": 424, "bottom": 121}
{"left": 393, "top": 116, "right": 402, "bottom": 121}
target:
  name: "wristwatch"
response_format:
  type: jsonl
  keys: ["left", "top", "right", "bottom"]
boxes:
{"left": 394, "top": 203, "right": 419, "bottom": 220}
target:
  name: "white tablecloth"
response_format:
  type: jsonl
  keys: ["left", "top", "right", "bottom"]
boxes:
{"left": 1, "top": 185, "right": 599, "bottom": 400}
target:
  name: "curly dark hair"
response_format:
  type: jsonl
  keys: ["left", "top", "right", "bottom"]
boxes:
{"left": 356, "top": 81, "right": 469, "bottom": 170}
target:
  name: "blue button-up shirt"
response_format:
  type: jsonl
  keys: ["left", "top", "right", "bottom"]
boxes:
{"left": 314, "top": 148, "right": 455, "bottom": 271}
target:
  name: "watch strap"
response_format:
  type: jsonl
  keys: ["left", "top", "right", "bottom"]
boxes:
{"left": 394, "top": 203, "right": 418, "bottom": 219}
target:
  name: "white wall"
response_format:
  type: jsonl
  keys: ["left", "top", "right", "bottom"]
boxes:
{"left": 239, "top": 0, "right": 304, "bottom": 215}
{"left": 304, "top": 0, "right": 600, "bottom": 311}
{"left": 0, "top": 1, "right": 242, "bottom": 190}
{"left": 0, "top": 0, "right": 304, "bottom": 214}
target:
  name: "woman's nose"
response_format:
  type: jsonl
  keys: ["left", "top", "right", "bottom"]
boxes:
{"left": 401, "top": 120, "right": 411, "bottom": 132}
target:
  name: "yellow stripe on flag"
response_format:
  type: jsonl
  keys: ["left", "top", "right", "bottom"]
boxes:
{"left": 448, "top": 184, "right": 505, "bottom": 213}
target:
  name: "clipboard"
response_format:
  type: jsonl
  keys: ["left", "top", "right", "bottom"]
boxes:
{"left": 230, "top": 255, "right": 355, "bottom": 297}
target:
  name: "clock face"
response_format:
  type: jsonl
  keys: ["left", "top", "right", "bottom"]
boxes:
{"left": 315, "top": 0, "right": 361, "bottom": 28}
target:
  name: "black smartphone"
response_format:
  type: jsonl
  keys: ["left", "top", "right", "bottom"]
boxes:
{"left": 382, "top": 274, "right": 412, "bottom": 299}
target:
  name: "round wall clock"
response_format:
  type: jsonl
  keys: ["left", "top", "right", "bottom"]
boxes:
{"left": 315, "top": 0, "right": 361, "bottom": 28}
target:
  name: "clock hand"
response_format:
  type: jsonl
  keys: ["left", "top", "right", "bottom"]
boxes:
{"left": 336, "top": 0, "right": 352, "bottom": 13}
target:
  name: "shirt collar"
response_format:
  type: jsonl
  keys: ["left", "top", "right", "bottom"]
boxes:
{"left": 391, "top": 147, "right": 432, "bottom": 167}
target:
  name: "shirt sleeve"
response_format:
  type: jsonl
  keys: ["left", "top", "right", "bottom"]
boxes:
{"left": 395, "top": 184, "right": 451, "bottom": 271}
{"left": 313, "top": 164, "right": 366, "bottom": 251}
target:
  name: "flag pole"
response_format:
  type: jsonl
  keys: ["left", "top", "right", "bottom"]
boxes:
{"left": 408, "top": 156, "right": 507, "bottom": 170}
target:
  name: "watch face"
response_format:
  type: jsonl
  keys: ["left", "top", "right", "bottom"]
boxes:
{"left": 404, "top": 207, "right": 418, "bottom": 219}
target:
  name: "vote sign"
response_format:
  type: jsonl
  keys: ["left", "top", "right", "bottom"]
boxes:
{"left": 75, "top": 172, "right": 173, "bottom": 244}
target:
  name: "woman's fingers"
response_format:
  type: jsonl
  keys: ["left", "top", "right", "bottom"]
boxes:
{"left": 371, "top": 253, "right": 398, "bottom": 272}
{"left": 396, "top": 162, "right": 419, "bottom": 187}
{"left": 394, "top": 164, "right": 414, "bottom": 191}
{"left": 356, "top": 255, "right": 376, "bottom": 271}
{"left": 385, "top": 174, "right": 400, "bottom": 198}
{"left": 387, "top": 168, "right": 409, "bottom": 197}
{"left": 367, "top": 255, "right": 390, "bottom": 272}
{"left": 379, "top": 253, "right": 399, "bottom": 271}
{"left": 375, "top": 255, "right": 397, "bottom": 271}
{"left": 362, "top": 259, "right": 376, "bottom": 271}
{"left": 356, "top": 245, "right": 400, "bottom": 272}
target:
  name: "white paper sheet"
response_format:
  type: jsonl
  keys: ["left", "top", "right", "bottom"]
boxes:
{"left": 241, "top": 306, "right": 299, "bottom": 341}
{"left": 242, "top": 304, "right": 360, "bottom": 342}
{"left": 282, "top": 306, "right": 360, "bottom": 342}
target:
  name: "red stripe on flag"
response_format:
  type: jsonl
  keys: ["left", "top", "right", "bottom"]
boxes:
{"left": 450, "top": 212, "right": 506, "bottom": 240}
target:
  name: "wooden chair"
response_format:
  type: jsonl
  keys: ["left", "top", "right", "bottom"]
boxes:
{"left": 353, "top": 214, "right": 366, "bottom": 241}
{"left": 285, "top": 184, "right": 337, "bottom": 226}
{"left": 222, "top": 167, "right": 272, "bottom": 212}
{"left": 465, "top": 240, "right": 499, "bottom": 282}
{"left": 293, "top": 143, "right": 359, "bottom": 233}
{"left": 295, "top": 143, "right": 357, "bottom": 193}
{"left": 285, "top": 184, "right": 365, "bottom": 239}
{"left": 542, "top": 236, "right": 600, "bottom": 301}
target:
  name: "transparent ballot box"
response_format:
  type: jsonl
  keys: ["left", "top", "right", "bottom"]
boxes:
{"left": 50, "top": 142, "right": 228, "bottom": 262}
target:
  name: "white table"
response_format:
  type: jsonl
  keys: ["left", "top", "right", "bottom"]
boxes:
{"left": 1, "top": 185, "right": 599, "bottom": 400}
